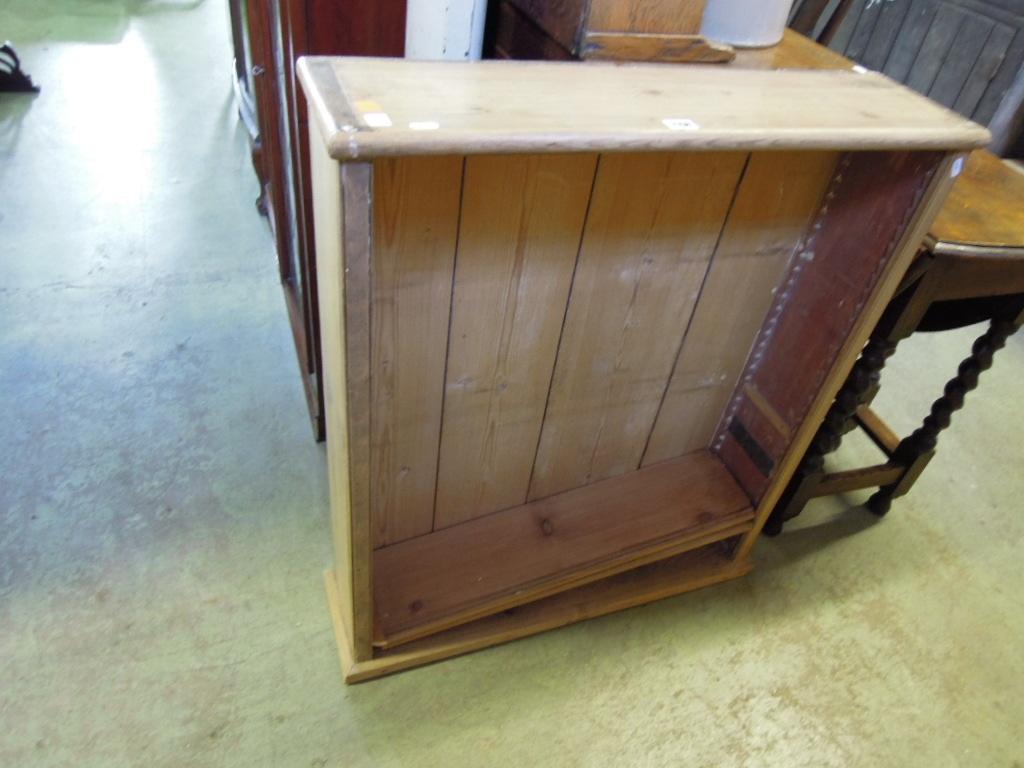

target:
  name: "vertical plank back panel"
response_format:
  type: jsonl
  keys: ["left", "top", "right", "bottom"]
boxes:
{"left": 434, "top": 154, "right": 598, "bottom": 529}
{"left": 926, "top": 11, "right": 994, "bottom": 109}
{"left": 973, "top": 29, "right": 1024, "bottom": 126}
{"left": 882, "top": 0, "right": 939, "bottom": 82}
{"left": 952, "top": 24, "right": 1015, "bottom": 118}
{"left": 643, "top": 151, "right": 839, "bottom": 466}
{"left": 715, "top": 150, "right": 947, "bottom": 503}
{"left": 844, "top": 0, "right": 885, "bottom": 61}
{"left": 828, "top": 0, "right": 866, "bottom": 54}
{"left": 371, "top": 156, "right": 463, "bottom": 547}
{"left": 905, "top": 4, "right": 965, "bottom": 95}
{"left": 528, "top": 151, "right": 748, "bottom": 501}
{"left": 860, "top": 0, "right": 912, "bottom": 71}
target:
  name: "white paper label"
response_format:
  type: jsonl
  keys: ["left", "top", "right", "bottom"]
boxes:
{"left": 662, "top": 118, "right": 700, "bottom": 131}
{"left": 363, "top": 112, "right": 393, "bottom": 128}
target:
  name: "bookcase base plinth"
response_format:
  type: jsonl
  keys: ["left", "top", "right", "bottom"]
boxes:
{"left": 325, "top": 544, "right": 752, "bottom": 684}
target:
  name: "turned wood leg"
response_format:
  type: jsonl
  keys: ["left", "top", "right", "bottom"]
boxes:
{"left": 866, "top": 318, "right": 1020, "bottom": 516}
{"left": 764, "top": 336, "right": 898, "bottom": 535}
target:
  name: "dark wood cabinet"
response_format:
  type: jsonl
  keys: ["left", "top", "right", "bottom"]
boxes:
{"left": 485, "top": 0, "right": 734, "bottom": 63}
{"left": 227, "top": 0, "right": 262, "bottom": 171}
{"left": 228, "top": 0, "right": 406, "bottom": 440}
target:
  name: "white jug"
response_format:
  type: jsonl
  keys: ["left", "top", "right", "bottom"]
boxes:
{"left": 701, "top": 0, "right": 797, "bottom": 48}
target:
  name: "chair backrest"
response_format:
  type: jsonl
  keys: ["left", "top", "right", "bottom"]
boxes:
{"left": 789, "top": 0, "right": 857, "bottom": 44}
{"left": 799, "top": 0, "right": 1024, "bottom": 154}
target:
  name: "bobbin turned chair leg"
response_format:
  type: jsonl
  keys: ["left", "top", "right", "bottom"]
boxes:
{"left": 764, "top": 262, "right": 931, "bottom": 536}
{"left": 867, "top": 317, "right": 1021, "bottom": 515}
{"left": 764, "top": 335, "right": 898, "bottom": 535}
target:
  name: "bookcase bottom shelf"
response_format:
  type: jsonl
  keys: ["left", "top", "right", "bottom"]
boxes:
{"left": 326, "top": 542, "right": 753, "bottom": 684}
{"left": 373, "top": 450, "right": 753, "bottom": 648}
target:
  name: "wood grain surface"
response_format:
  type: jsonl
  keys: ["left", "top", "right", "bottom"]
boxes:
{"left": 580, "top": 32, "right": 736, "bottom": 63}
{"left": 297, "top": 57, "right": 989, "bottom": 159}
{"left": 374, "top": 450, "right": 752, "bottom": 644}
{"left": 586, "top": 0, "right": 707, "bottom": 35}
{"left": 928, "top": 150, "right": 1024, "bottom": 251}
{"left": 528, "top": 152, "right": 747, "bottom": 500}
{"left": 327, "top": 542, "right": 752, "bottom": 682}
{"left": 309, "top": 123, "right": 375, "bottom": 659}
{"left": 434, "top": 154, "right": 597, "bottom": 528}
{"left": 370, "top": 156, "right": 463, "bottom": 547}
{"left": 643, "top": 151, "right": 839, "bottom": 466}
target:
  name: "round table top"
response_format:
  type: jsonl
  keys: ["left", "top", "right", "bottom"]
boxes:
{"left": 929, "top": 150, "right": 1024, "bottom": 254}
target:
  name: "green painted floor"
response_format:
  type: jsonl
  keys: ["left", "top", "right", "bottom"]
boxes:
{"left": 1, "top": 3, "right": 1022, "bottom": 766}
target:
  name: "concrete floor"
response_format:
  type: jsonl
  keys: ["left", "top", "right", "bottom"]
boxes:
{"left": 1, "top": 3, "right": 1022, "bottom": 766}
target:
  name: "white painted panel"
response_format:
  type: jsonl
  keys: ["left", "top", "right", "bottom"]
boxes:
{"left": 405, "top": 0, "right": 488, "bottom": 60}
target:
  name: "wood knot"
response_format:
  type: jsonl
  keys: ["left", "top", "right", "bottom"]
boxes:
{"left": 540, "top": 518, "right": 554, "bottom": 536}
{"left": 409, "top": 599, "right": 424, "bottom": 613}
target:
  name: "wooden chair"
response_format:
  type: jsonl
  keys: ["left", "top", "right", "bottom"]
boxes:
{"left": 766, "top": 151, "right": 1024, "bottom": 534}
{"left": 815, "top": 0, "right": 1024, "bottom": 157}
{"left": 789, "top": 0, "right": 857, "bottom": 45}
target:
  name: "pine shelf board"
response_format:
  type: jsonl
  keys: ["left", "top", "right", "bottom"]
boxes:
{"left": 297, "top": 56, "right": 989, "bottom": 159}
{"left": 372, "top": 450, "right": 753, "bottom": 647}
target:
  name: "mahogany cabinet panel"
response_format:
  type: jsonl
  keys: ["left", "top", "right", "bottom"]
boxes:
{"left": 229, "top": 0, "right": 406, "bottom": 440}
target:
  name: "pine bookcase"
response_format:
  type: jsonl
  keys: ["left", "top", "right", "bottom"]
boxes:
{"left": 297, "top": 57, "right": 988, "bottom": 682}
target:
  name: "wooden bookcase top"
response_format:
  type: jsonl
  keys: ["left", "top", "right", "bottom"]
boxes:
{"left": 297, "top": 56, "right": 989, "bottom": 159}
